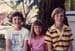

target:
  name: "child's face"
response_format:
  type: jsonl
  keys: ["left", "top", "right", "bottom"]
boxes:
{"left": 12, "top": 16, "right": 23, "bottom": 28}
{"left": 54, "top": 12, "right": 64, "bottom": 25}
{"left": 34, "top": 25, "right": 42, "bottom": 36}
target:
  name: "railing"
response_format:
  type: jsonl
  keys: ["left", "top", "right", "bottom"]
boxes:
{"left": 66, "top": 11, "right": 75, "bottom": 22}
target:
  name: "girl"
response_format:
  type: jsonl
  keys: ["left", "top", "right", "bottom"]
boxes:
{"left": 45, "top": 8, "right": 74, "bottom": 51}
{"left": 5, "top": 12, "right": 29, "bottom": 51}
{"left": 28, "top": 19, "right": 46, "bottom": 51}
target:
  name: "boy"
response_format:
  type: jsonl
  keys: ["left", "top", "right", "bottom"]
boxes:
{"left": 45, "top": 8, "right": 74, "bottom": 51}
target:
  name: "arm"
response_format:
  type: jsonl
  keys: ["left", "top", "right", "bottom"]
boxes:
{"left": 23, "top": 28, "right": 30, "bottom": 51}
{"left": 68, "top": 43, "right": 73, "bottom": 51}
{"left": 45, "top": 35, "right": 53, "bottom": 51}
{"left": 44, "top": 43, "right": 47, "bottom": 51}
{"left": 23, "top": 40, "right": 28, "bottom": 51}
{"left": 67, "top": 28, "right": 74, "bottom": 51}
{"left": 47, "top": 43, "right": 53, "bottom": 51}
{"left": 28, "top": 39, "right": 32, "bottom": 51}
{"left": 45, "top": 28, "right": 53, "bottom": 51}
{"left": 6, "top": 39, "right": 11, "bottom": 51}
{"left": 28, "top": 43, "right": 31, "bottom": 51}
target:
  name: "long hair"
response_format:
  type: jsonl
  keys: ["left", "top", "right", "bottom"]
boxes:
{"left": 51, "top": 8, "right": 69, "bottom": 26}
{"left": 30, "top": 19, "right": 45, "bottom": 38}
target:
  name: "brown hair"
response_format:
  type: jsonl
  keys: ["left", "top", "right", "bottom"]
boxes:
{"left": 10, "top": 12, "right": 24, "bottom": 23}
{"left": 30, "top": 19, "right": 45, "bottom": 38}
{"left": 51, "top": 7, "right": 64, "bottom": 18}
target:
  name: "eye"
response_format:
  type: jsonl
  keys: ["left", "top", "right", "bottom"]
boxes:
{"left": 13, "top": 18, "right": 16, "bottom": 20}
{"left": 18, "top": 18, "right": 20, "bottom": 20}
{"left": 38, "top": 26, "right": 41, "bottom": 28}
{"left": 18, "top": 18, "right": 22, "bottom": 21}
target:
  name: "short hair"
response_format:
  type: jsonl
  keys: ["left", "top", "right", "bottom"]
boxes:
{"left": 10, "top": 12, "right": 24, "bottom": 22}
{"left": 51, "top": 8, "right": 64, "bottom": 18}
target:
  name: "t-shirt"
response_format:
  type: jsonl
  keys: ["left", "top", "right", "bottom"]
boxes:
{"left": 5, "top": 27, "right": 30, "bottom": 51}
{"left": 28, "top": 36, "right": 45, "bottom": 51}
{"left": 45, "top": 24, "right": 74, "bottom": 51}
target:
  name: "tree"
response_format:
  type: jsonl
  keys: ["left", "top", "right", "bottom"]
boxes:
{"left": 0, "top": 0, "right": 16, "bottom": 10}
{"left": 70, "top": 0, "right": 73, "bottom": 10}
{"left": 39, "top": 0, "right": 69, "bottom": 31}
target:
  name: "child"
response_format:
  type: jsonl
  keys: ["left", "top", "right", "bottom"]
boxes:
{"left": 45, "top": 8, "right": 74, "bottom": 51}
{"left": 28, "top": 19, "right": 46, "bottom": 51}
{"left": 5, "top": 12, "right": 30, "bottom": 51}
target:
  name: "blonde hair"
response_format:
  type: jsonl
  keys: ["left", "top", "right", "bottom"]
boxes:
{"left": 51, "top": 8, "right": 64, "bottom": 18}
{"left": 30, "top": 19, "right": 44, "bottom": 38}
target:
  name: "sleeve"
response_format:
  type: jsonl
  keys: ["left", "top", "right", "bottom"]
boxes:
{"left": 45, "top": 29, "right": 52, "bottom": 44}
{"left": 67, "top": 28, "right": 74, "bottom": 43}
{"left": 69, "top": 32, "right": 74, "bottom": 43}
{"left": 24, "top": 29, "right": 30, "bottom": 40}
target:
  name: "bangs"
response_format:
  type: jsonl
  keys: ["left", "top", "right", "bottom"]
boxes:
{"left": 33, "top": 20, "right": 43, "bottom": 26}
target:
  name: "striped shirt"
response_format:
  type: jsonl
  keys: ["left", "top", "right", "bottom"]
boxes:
{"left": 45, "top": 24, "right": 74, "bottom": 51}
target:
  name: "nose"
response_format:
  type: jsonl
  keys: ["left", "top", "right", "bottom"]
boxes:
{"left": 16, "top": 18, "right": 19, "bottom": 23}
{"left": 36, "top": 27, "right": 39, "bottom": 30}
